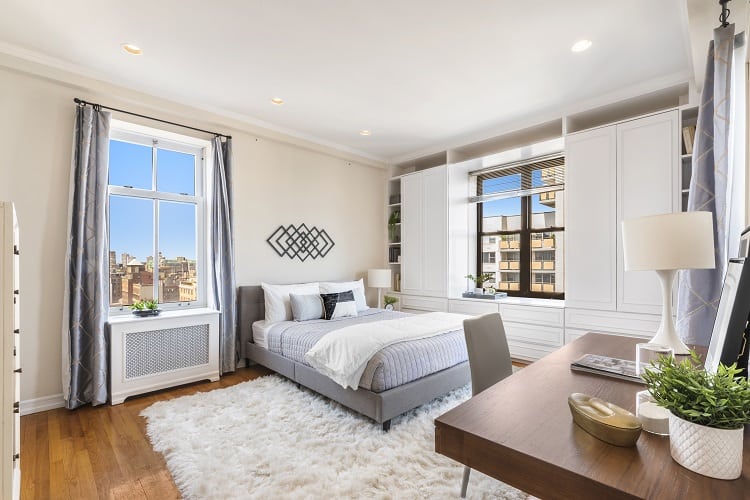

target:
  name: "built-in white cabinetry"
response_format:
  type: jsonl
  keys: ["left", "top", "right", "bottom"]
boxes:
{"left": 448, "top": 298, "right": 565, "bottom": 362}
{"left": 564, "top": 109, "right": 679, "bottom": 340}
{"left": 401, "top": 166, "right": 448, "bottom": 297}
{"left": 616, "top": 112, "right": 679, "bottom": 314}
{"left": 565, "top": 126, "right": 618, "bottom": 311}
{"left": 0, "top": 202, "right": 20, "bottom": 500}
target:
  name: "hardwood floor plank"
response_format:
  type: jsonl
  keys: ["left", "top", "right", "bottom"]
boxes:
{"left": 21, "top": 366, "right": 271, "bottom": 499}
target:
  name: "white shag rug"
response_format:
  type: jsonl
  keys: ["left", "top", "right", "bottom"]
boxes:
{"left": 141, "top": 375, "right": 528, "bottom": 499}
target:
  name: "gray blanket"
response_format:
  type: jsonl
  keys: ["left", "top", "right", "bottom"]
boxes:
{"left": 266, "top": 309, "right": 468, "bottom": 392}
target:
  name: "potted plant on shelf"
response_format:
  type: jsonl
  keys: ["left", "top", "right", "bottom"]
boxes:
{"left": 388, "top": 209, "right": 400, "bottom": 243}
{"left": 641, "top": 351, "right": 750, "bottom": 480}
{"left": 130, "top": 299, "right": 161, "bottom": 317}
{"left": 383, "top": 295, "right": 398, "bottom": 311}
{"left": 464, "top": 273, "right": 494, "bottom": 295}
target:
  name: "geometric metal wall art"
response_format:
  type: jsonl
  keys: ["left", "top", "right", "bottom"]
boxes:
{"left": 266, "top": 223, "right": 335, "bottom": 262}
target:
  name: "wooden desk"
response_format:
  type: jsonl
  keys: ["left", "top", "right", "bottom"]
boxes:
{"left": 434, "top": 333, "right": 750, "bottom": 499}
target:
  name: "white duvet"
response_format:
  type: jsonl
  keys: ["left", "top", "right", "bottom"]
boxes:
{"left": 304, "top": 312, "right": 469, "bottom": 390}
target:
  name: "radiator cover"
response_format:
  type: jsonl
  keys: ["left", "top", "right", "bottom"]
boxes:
{"left": 109, "top": 309, "right": 220, "bottom": 404}
{"left": 125, "top": 324, "right": 210, "bottom": 379}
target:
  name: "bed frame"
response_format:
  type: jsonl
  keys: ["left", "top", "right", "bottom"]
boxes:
{"left": 238, "top": 286, "right": 470, "bottom": 431}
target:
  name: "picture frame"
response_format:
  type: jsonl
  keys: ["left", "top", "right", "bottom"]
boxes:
{"left": 704, "top": 258, "right": 750, "bottom": 376}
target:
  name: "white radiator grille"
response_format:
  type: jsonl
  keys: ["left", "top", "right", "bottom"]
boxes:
{"left": 124, "top": 324, "right": 210, "bottom": 379}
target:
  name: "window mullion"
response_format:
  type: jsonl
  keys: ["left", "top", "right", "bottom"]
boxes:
{"left": 152, "top": 141, "right": 159, "bottom": 303}
{"left": 520, "top": 196, "right": 531, "bottom": 296}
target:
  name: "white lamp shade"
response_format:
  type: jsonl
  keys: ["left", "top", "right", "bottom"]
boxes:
{"left": 622, "top": 212, "right": 715, "bottom": 271}
{"left": 367, "top": 269, "right": 392, "bottom": 288}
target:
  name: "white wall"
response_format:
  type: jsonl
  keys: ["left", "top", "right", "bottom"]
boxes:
{"left": 0, "top": 58, "right": 387, "bottom": 408}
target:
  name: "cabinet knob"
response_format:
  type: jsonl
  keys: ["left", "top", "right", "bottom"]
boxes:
{"left": 13, "top": 245, "right": 19, "bottom": 255}
{"left": 13, "top": 368, "right": 21, "bottom": 374}
{"left": 13, "top": 329, "right": 19, "bottom": 334}
{"left": 12, "top": 453, "right": 19, "bottom": 461}
{"left": 13, "top": 290, "right": 19, "bottom": 295}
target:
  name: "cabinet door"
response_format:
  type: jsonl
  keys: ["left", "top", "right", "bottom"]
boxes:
{"left": 617, "top": 111, "right": 678, "bottom": 314}
{"left": 564, "top": 126, "right": 618, "bottom": 311}
{"left": 401, "top": 173, "right": 422, "bottom": 295}
{"left": 419, "top": 167, "right": 447, "bottom": 297}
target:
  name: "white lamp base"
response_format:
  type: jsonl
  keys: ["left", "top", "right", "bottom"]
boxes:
{"left": 650, "top": 269, "right": 690, "bottom": 355}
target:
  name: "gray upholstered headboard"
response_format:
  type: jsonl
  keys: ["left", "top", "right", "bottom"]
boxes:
{"left": 238, "top": 285, "right": 265, "bottom": 359}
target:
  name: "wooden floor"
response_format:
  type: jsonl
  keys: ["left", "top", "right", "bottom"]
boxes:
{"left": 20, "top": 366, "right": 272, "bottom": 500}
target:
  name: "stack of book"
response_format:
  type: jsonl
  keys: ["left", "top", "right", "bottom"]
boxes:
{"left": 388, "top": 247, "right": 401, "bottom": 263}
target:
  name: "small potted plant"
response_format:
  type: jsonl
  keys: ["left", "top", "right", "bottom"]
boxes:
{"left": 130, "top": 299, "right": 161, "bottom": 317}
{"left": 642, "top": 351, "right": 750, "bottom": 480}
{"left": 383, "top": 295, "right": 398, "bottom": 311}
{"left": 388, "top": 209, "right": 401, "bottom": 243}
{"left": 464, "top": 273, "right": 494, "bottom": 294}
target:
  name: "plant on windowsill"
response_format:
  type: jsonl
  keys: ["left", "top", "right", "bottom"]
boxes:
{"left": 464, "top": 273, "right": 494, "bottom": 294}
{"left": 383, "top": 295, "right": 398, "bottom": 311}
{"left": 130, "top": 299, "right": 161, "bottom": 317}
{"left": 641, "top": 351, "right": 750, "bottom": 480}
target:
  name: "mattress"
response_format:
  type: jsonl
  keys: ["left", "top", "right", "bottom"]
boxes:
{"left": 264, "top": 309, "right": 467, "bottom": 392}
{"left": 252, "top": 320, "right": 276, "bottom": 349}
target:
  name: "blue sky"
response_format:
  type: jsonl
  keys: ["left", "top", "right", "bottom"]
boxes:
{"left": 109, "top": 140, "right": 197, "bottom": 262}
{"left": 481, "top": 173, "right": 555, "bottom": 217}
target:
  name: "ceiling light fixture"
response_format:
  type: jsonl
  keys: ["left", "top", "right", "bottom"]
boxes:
{"left": 271, "top": 97, "right": 285, "bottom": 105}
{"left": 121, "top": 43, "right": 143, "bottom": 55}
{"left": 359, "top": 130, "right": 372, "bottom": 136}
{"left": 571, "top": 39, "right": 592, "bottom": 53}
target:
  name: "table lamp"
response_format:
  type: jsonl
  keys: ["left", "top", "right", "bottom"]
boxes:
{"left": 367, "top": 269, "right": 392, "bottom": 309}
{"left": 621, "top": 212, "right": 715, "bottom": 354}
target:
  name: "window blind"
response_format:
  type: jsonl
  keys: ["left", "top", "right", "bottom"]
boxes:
{"left": 469, "top": 153, "right": 565, "bottom": 204}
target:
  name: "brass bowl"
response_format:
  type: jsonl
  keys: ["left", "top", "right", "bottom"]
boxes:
{"left": 568, "top": 393, "right": 642, "bottom": 447}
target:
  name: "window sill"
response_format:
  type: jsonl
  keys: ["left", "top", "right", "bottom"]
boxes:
{"left": 108, "top": 307, "right": 219, "bottom": 324}
{"left": 451, "top": 295, "right": 565, "bottom": 309}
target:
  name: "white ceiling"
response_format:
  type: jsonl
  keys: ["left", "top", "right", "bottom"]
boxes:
{"left": 0, "top": 1, "right": 695, "bottom": 162}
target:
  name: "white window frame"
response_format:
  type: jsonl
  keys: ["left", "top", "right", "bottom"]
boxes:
{"left": 108, "top": 119, "right": 211, "bottom": 315}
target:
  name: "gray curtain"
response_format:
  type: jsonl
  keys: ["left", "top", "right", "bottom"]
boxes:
{"left": 677, "top": 25, "right": 745, "bottom": 346}
{"left": 210, "top": 136, "right": 237, "bottom": 373}
{"left": 62, "top": 105, "right": 111, "bottom": 408}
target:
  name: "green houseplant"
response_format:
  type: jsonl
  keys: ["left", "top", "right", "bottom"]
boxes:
{"left": 388, "top": 209, "right": 401, "bottom": 243}
{"left": 464, "top": 273, "right": 494, "bottom": 293}
{"left": 383, "top": 295, "right": 398, "bottom": 310}
{"left": 642, "top": 351, "right": 750, "bottom": 479}
{"left": 130, "top": 299, "right": 160, "bottom": 316}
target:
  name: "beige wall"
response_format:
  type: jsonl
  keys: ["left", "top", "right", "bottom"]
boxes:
{"left": 0, "top": 59, "right": 387, "bottom": 406}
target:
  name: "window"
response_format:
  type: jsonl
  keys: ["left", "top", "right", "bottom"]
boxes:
{"left": 473, "top": 154, "right": 565, "bottom": 298}
{"left": 108, "top": 121, "right": 209, "bottom": 311}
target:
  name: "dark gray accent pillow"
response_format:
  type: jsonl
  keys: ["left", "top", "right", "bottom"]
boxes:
{"left": 321, "top": 290, "right": 356, "bottom": 320}
{"left": 290, "top": 293, "right": 324, "bottom": 321}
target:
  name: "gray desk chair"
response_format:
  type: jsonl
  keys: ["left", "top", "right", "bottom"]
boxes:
{"left": 460, "top": 312, "right": 513, "bottom": 498}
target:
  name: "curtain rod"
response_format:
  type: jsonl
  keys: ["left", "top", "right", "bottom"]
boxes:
{"left": 73, "top": 98, "right": 231, "bottom": 139}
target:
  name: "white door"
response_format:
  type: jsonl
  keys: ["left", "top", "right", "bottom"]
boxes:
{"left": 564, "top": 126, "right": 618, "bottom": 311}
{"left": 617, "top": 110, "right": 679, "bottom": 314}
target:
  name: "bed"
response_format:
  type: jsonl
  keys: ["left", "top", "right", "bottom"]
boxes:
{"left": 238, "top": 285, "right": 470, "bottom": 430}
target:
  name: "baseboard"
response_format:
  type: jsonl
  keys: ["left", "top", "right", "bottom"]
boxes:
{"left": 21, "top": 393, "right": 65, "bottom": 415}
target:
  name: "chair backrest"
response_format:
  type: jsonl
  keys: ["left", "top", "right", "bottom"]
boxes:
{"left": 463, "top": 312, "right": 513, "bottom": 396}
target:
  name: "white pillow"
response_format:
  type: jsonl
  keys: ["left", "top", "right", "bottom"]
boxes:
{"left": 261, "top": 282, "right": 320, "bottom": 323}
{"left": 319, "top": 279, "right": 368, "bottom": 311}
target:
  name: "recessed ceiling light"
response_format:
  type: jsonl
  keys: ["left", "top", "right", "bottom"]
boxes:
{"left": 271, "top": 97, "right": 285, "bottom": 105}
{"left": 121, "top": 43, "right": 143, "bottom": 55}
{"left": 359, "top": 130, "right": 372, "bottom": 136}
{"left": 571, "top": 39, "right": 592, "bottom": 53}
